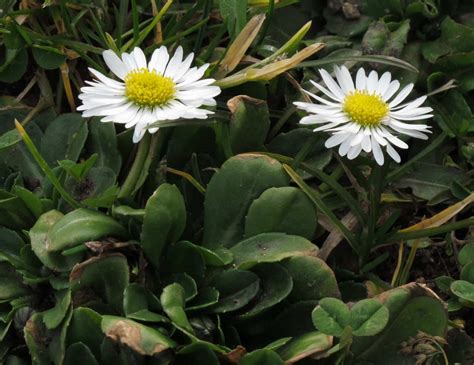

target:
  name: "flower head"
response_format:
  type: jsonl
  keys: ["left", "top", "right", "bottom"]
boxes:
{"left": 78, "top": 46, "right": 221, "bottom": 142}
{"left": 294, "top": 66, "right": 433, "bottom": 165}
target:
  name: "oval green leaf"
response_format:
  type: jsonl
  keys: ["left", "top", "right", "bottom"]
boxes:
{"left": 350, "top": 299, "right": 390, "bottom": 337}
{"left": 230, "top": 232, "right": 318, "bottom": 269}
{"left": 312, "top": 297, "right": 350, "bottom": 337}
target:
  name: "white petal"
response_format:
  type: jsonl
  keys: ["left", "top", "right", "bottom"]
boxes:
{"left": 334, "top": 66, "right": 354, "bottom": 94}
{"left": 338, "top": 138, "right": 352, "bottom": 157}
{"left": 177, "top": 78, "right": 215, "bottom": 90}
{"left": 379, "top": 126, "right": 409, "bottom": 149}
{"left": 299, "top": 115, "right": 328, "bottom": 125}
{"left": 293, "top": 102, "right": 342, "bottom": 115}
{"left": 388, "top": 124, "right": 429, "bottom": 139}
{"left": 309, "top": 80, "right": 342, "bottom": 102}
{"left": 391, "top": 106, "right": 432, "bottom": 117}
{"left": 361, "top": 134, "right": 372, "bottom": 152}
{"left": 350, "top": 130, "right": 365, "bottom": 146}
{"left": 386, "top": 144, "right": 401, "bottom": 163}
{"left": 122, "top": 52, "right": 138, "bottom": 71}
{"left": 376, "top": 72, "right": 391, "bottom": 96}
{"left": 173, "top": 53, "right": 195, "bottom": 82}
{"left": 302, "top": 89, "right": 340, "bottom": 106}
{"left": 366, "top": 71, "right": 378, "bottom": 93}
{"left": 102, "top": 50, "right": 128, "bottom": 79}
{"left": 325, "top": 133, "right": 349, "bottom": 148}
{"left": 389, "top": 119, "right": 431, "bottom": 130}
{"left": 177, "top": 64, "right": 209, "bottom": 87}
{"left": 319, "top": 69, "right": 346, "bottom": 100}
{"left": 176, "top": 86, "right": 221, "bottom": 101}
{"left": 392, "top": 95, "right": 428, "bottom": 111}
{"left": 132, "top": 47, "right": 147, "bottom": 69}
{"left": 164, "top": 46, "right": 183, "bottom": 78}
{"left": 347, "top": 144, "right": 362, "bottom": 160}
{"left": 133, "top": 124, "right": 147, "bottom": 143}
{"left": 371, "top": 136, "right": 384, "bottom": 165}
{"left": 313, "top": 122, "right": 343, "bottom": 132}
{"left": 372, "top": 128, "right": 388, "bottom": 146}
{"left": 149, "top": 46, "right": 170, "bottom": 74}
{"left": 382, "top": 80, "right": 400, "bottom": 101}
{"left": 356, "top": 68, "right": 366, "bottom": 90}
{"left": 89, "top": 68, "right": 125, "bottom": 88}
{"left": 389, "top": 83, "right": 414, "bottom": 108}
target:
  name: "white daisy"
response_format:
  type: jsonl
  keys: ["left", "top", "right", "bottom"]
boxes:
{"left": 78, "top": 46, "right": 221, "bottom": 143}
{"left": 294, "top": 66, "right": 433, "bottom": 165}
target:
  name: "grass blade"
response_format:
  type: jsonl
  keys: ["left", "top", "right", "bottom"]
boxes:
{"left": 15, "top": 120, "right": 81, "bottom": 209}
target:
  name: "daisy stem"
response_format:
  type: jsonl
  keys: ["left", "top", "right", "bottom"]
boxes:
{"left": 118, "top": 133, "right": 152, "bottom": 199}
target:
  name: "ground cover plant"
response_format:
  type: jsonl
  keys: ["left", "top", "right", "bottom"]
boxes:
{"left": 0, "top": 0, "right": 473, "bottom": 364}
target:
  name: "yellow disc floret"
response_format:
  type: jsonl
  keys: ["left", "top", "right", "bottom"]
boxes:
{"left": 125, "top": 68, "right": 175, "bottom": 107}
{"left": 343, "top": 91, "right": 389, "bottom": 127}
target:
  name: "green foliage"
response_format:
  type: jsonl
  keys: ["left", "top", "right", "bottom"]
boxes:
{"left": 0, "top": 0, "right": 472, "bottom": 364}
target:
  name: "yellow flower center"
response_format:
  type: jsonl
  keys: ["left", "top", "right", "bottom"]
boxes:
{"left": 125, "top": 68, "right": 175, "bottom": 107}
{"left": 343, "top": 91, "right": 389, "bottom": 127}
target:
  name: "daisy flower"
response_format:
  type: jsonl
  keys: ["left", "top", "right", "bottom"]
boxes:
{"left": 78, "top": 46, "right": 221, "bottom": 143}
{"left": 294, "top": 66, "right": 433, "bottom": 165}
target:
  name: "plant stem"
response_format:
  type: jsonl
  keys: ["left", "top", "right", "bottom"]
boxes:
{"left": 118, "top": 132, "right": 152, "bottom": 199}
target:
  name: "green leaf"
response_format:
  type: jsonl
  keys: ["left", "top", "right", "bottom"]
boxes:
{"left": 230, "top": 233, "right": 318, "bottom": 269}
{"left": 360, "top": 0, "right": 403, "bottom": 18}
{"left": 461, "top": 262, "right": 474, "bottom": 284}
{"left": 101, "top": 316, "right": 176, "bottom": 356}
{"left": 219, "top": 0, "right": 248, "bottom": 37}
{"left": 239, "top": 349, "right": 284, "bottom": 365}
{"left": 161, "top": 283, "right": 194, "bottom": 333}
{"left": 0, "top": 48, "right": 28, "bottom": 83}
{"left": 245, "top": 187, "right": 317, "bottom": 239}
{"left": 350, "top": 299, "right": 389, "bottom": 337}
{"left": 284, "top": 256, "right": 340, "bottom": 301}
{"left": 47, "top": 208, "right": 127, "bottom": 252}
{"left": 177, "top": 343, "right": 220, "bottom": 364}
{"left": 394, "top": 162, "right": 468, "bottom": 202}
{"left": 40, "top": 113, "right": 88, "bottom": 166}
{"left": 58, "top": 155, "right": 98, "bottom": 181}
{"left": 123, "top": 284, "right": 161, "bottom": 316}
{"left": 458, "top": 243, "right": 474, "bottom": 267}
{"left": 210, "top": 269, "right": 260, "bottom": 313}
{"left": 42, "top": 290, "right": 71, "bottom": 330}
{"left": 0, "top": 262, "right": 29, "bottom": 300}
{"left": 228, "top": 95, "right": 270, "bottom": 154}
{"left": 31, "top": 46, "right": 67, "bottom": 70}
{"left": 203, "top": 154, "right": 289, "bottom": 248}
{"left": 30, "top": 210, "right": 84, "bottom": 272}
{"left": 165, "top": 273, "right": 197, "bottom": 301}
{"left": 277, "top": 331, "right": 333, "bottom": 363}
{"left": 164, "top": 241, "right": 206, "bottom": 280}
{"left": 141, "top": 184, "right": 186, "bottom": 268}
{"left": 86, "top": 118, "right": 121, "bottom": 175}
{"left": 70, "top": 254, "right": 129, "bottom": 314}
{"left": 237, "top": 263, "right": 293, "bottom": 319}
{"left": 187, "top": 287, "right": 220, "bottom": 311}
{"left": 178, "top": 241, "right": 233, "bottom": 266}
{"left": 422, "top": 17, "right": 474, "bottom": 63}
{"left": 13, "top": 185, "right": 45, "bottom": 219}
{"left": 352, "top": 284, "right": 448, "bottom": 363}
{"left": 64, "top": 343, "right": 98, "bottom": 365}
{"left": 450, "top": 280, "right": 474, "bottom": 304}
{"left": 67, "top": 308, "right": 104, "bottom": 359}
{"left": 0, "top": 226, "right": 25, "bottom": 262}
{"left": 311, "top": 298, "right": 350, "bottom": 337}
